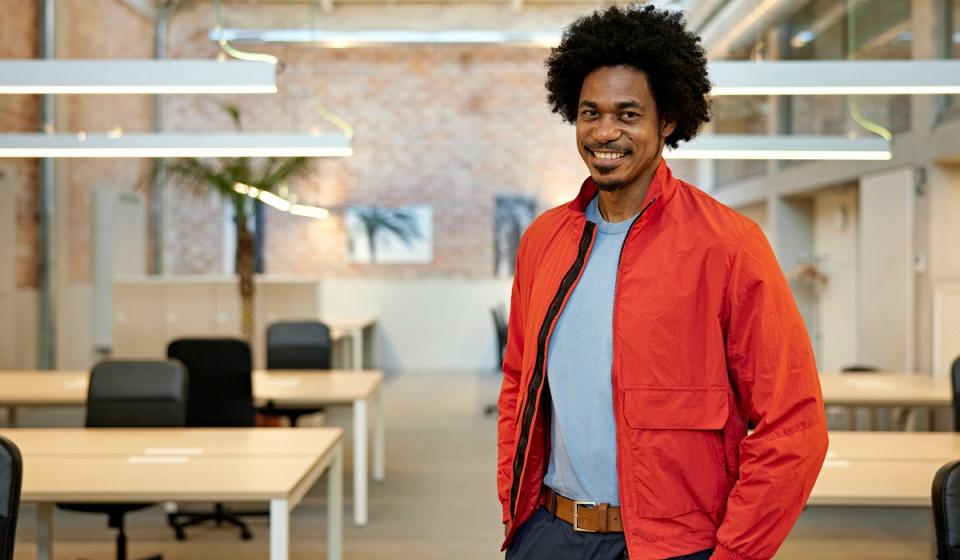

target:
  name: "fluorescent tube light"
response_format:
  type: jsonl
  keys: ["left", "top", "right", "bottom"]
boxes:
{"left": 664, "top": 135, "right": 891, "bottom": 160}
{"left": 233, "top": 182, "right": 331, "bottom": 219}
{"left": 290, "top": 204, "right": 331, "bottom": 219}
{"left": 211, "top": 28, "right": 562, "bottom": 47}
{"left": 256, "top": 190, "right": 292, "bottom": 212}
{"left": 0, "top": 60, "right": 277, "bottom": 94}
{"left": 710, "top": 60, "right": 960, "bottom": 96}
{"left": 0, "top": 133, "right": 352, "bottom": 158}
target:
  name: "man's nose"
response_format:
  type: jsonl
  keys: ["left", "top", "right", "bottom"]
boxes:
{"left": 593, "top": 119, "right": 622, "bottom": 143}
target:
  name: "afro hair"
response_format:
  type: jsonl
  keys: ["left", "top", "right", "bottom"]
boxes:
{"left": 545, "top": 5, "right": 712, "bottom": 149}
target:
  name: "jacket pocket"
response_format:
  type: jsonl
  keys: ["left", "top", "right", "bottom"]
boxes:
{"left": 620, "top": 386, "right": 731, "bottom": 518}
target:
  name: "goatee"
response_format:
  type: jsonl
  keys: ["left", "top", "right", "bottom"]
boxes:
{"left": 596, "top": 180, "right": 624, "bottom": 192}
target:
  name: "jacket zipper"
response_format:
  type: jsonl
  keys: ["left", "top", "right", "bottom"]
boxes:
{"left": 611, "top": 197, "right": 657, "bottom": 515}
{"left": 509, "top": 220, "right": 597, "bottom": 517}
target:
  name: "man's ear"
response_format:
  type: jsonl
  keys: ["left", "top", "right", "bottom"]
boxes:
{"left": 661, "top": 119, "right": 677, "bottom": 139}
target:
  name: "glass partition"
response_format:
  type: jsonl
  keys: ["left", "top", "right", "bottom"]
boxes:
{"left": 782, "top": 0, "right": 912, "bottom": 137}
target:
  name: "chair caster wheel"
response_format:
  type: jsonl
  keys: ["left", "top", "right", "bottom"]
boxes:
{"left": 241, "top": 529, "right": 253, "bottom": 540}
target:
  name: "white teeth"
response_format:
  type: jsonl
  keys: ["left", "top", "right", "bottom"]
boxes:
{"left": 594, "top": 151, "right": 624, "bottom": 160}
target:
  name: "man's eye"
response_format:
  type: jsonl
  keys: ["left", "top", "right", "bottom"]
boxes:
{"left": 621, "top": 112, "right": 639, "bottom": 119}
{"left": 581, "top": 110, "right": 598, "bottom": 117}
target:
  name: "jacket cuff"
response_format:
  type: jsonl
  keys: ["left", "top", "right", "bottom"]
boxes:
{"left": 711, "top": 545, "right": 756, "bottom": 560}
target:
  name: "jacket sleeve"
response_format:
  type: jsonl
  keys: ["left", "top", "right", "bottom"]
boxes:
{"left": 712, "top": 224, "right": 829, "bottom": 560}
{"left": 497, "top": 239, "right": 529, "bottom": 524}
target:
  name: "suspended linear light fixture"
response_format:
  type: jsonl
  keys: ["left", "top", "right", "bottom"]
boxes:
{"left": 0, "top": 60, "right": 277, "bottom": 95}
{"left": 210, "top": 28, "right": 562, "bottom": 48}
{"left": 0, "top": 0, "right": 282, "bottom": 96}
{"left": 233, "top": 182, "right": 331, "bottom": 219}
{"left": 710, "top": 60, "right": 960, "bottom": 96}
{"left": 664, "top": 135, "right": 891, "bottom": 160}
{"left": 0, "top": 133, "right": 353, "bottom": 158}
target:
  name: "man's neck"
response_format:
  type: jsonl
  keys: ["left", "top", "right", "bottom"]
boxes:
{"left": 596, "top": 158, "right": 660, "bottom": 223}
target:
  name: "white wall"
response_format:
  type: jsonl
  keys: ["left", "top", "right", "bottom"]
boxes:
{"left": 735, "top": 201, "right": 768, "bottom": 237}
{"left": 812, "top": 186, "right": 859, "bottom": 373}
{"left": 928, "top": 164, "right": 960, "bottom": 375}
{"left": 108, "top": 276, "right": 511, "bottom": 372}
{"left": 768, "top": 195, "right": 817, "bottom": 354}
{"left": 859, "top": 167, "right": 915, "bottom": 371}
{"left": 321, "top": 277, "right": 512, "bottom": 372}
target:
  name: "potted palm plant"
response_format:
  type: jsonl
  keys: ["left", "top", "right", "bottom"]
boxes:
{"left": 156, "top": 105, "right": 314, "bottom": 340}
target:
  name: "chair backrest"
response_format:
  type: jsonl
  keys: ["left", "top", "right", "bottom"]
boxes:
{"left": 86, "top": 360, "right": 188, "bottom": 428}
{"left": 841, "top": 364, "right": 880, "bottom": 373}
{"left": 0, "top": 435, "right": 23, "bottom": 560}
{"left": 934, "top": 459, "right": 960, "bottom": 559}
{"left": 266, "top": 321, "right": 332, "bottom": 370}
{"left": 168, "top": 338, "right": 256, "bottom": 427}
{"left": 951, "top": 356, "right": 960, "bottom": 432}
{"left": 491, "top": 307, "right": 508, "bottom": 361}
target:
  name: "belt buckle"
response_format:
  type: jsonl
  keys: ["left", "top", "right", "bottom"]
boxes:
{"left": 572, "top": 500, "right": 597, "bottom": 532}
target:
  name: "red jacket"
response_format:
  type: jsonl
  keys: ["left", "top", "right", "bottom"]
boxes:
{"left": 497, "top": 160, "right": 828, "bottom": 560}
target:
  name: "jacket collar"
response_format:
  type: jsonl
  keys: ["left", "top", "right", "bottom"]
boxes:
{"left": 567, "top": 158, "right": 676, "bottom": 217}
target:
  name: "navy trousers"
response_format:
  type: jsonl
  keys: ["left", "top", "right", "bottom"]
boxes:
{"left": 506, "top": 507, "right": 714, "bottom": 560}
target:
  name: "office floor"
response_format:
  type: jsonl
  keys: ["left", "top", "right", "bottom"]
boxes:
{"left": 8, "top": 370, "right": 933, "bottom": 559}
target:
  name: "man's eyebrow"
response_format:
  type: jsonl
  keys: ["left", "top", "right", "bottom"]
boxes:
{"left": 577, "top": 100, "right": 645, "bottom": 110}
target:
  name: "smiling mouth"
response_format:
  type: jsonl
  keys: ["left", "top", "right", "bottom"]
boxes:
{"left": 588, "top": 148, "right": 629, "bottom": 164}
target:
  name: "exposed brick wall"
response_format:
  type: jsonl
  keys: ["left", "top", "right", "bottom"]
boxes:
{"left": 162, "top": 4, "right": 681, "bottom": 278}
{"left": 2, "top": 0, "right": 154, "bottom": 287}
{"left": 8, "top": 1, "right": 702, "bottom": 284}
{"left": 0, "top": 0, "right": 39, "bottom": 289}
{"left": 61, "top": 0, "right": 154, "bottom": 283}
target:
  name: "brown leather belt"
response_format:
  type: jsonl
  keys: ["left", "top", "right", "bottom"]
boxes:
{"left": 545, "top": 488, "right": 624, "bottom": 533}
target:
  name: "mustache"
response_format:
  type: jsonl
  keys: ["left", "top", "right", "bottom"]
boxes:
{"left": 585, "top": 143, "right": 630, "bottom": 153}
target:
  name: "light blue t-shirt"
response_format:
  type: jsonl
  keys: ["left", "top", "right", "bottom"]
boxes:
{"left": 543, "top": 194, "right": 636, "bottom": 506}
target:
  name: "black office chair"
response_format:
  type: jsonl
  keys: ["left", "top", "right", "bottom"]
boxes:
{"left": 933, "top": 459, "right": 960, "bottom": 559}
{"left": 258, "top": 321, "right": 332, "bottom": 426}
{"left": 0, "top": 435, "right": 23, "bottom": 560}
{"left": 166, "top": 338, "right": 257, "bottom": 541}
{"left": 841, "top": 365, "right": 881, "bottom": 373}
{"left": 57, "top": 360, "right": 188, "bottom": 560}
{"left": 949, "top": 356, "right": 960, "bottom": 432}
{"left": 491, "top": 307, "right": 508, "bottom": 369}
{"left": 484, "top": 306, "right": 509, "bottom": 417}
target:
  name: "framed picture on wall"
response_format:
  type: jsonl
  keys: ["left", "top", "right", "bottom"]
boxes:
{"left": 494, "top": 195, "right": 535, "bottom": 277}
{"left": 345, "top": 204, "right": 433, "bottom": 264}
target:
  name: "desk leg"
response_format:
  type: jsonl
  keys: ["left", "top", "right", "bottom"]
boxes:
{"left": 353, "top": 398, "right": 368, "bottom": 526}
{"left": 328, "top": 443, "right": 343, "bottom": 560}
{"left": 37, "top": 503, "right": 53, "bottom": 560}
{"left": 269, "top": 499, "right": 289, "bottom": 560}
{"left": 373, "top": 387, "right": 385, "bottom": 482}
{"left": 7, "top": 405, "right": 17, "bottom": 427}
{"left": 351, "top": 327, "right": 363, "bottom": 371}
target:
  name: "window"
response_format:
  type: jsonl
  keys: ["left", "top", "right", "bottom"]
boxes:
{"left": 782, "top": 0, "right": 912, "bottom": 137}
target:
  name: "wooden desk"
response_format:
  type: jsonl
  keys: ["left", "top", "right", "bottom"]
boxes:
{"left": 0, "top": 369, "right": 385, "bottom": 527}
{"left": 826, "top": 431, "right": 960, "bottom": 461}
{"left": 0, "top": 427, "right": 341, "bottom": 457}
{"left": 819, "top": 372, "right": 951, "bottom": 430}
{"left": 810, "top": 458, "right": 944, "bottom": 507}
{"left": 819, "top": 372, "right": 951, "bottom": 407}
{"left": 326, "top": 316, "right": 376, "bottom": 370}
{"left": 0, "top": 428, "right": 343, "bottom": 560}
{"left": 808, "top": 431, "right": 960, "bottom": 507}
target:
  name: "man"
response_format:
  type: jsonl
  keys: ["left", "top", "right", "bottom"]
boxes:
{"left": 496, "top": 6, "right": 828, "bottom": 560}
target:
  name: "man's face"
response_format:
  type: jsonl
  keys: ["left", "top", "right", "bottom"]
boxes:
{"left": 575, "top": 65, "right": 676, "bottom": 192}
